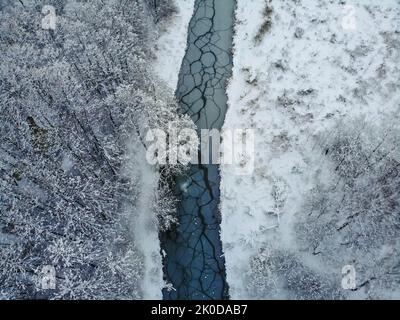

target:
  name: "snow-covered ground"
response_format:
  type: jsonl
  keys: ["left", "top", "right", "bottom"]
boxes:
{"left": 128, "top": 139, "right": 162, "bottom": 300}
{"left": 153, "top": 0, "right": 195, "bottom": 91}
{"left": 131, "top": 0, "right": 194, "bottom": 299}
{"left": 221, "top": 0, "right": 400, "bottom": 299}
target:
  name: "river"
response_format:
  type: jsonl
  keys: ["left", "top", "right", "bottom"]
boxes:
{"left": 160, "top": 0, "right": 236, "bottom": 300}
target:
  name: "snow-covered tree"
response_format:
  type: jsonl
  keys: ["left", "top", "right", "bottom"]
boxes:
{"left": 243, "top": 113, "right": 400, "bottom": 299}
{"left": 144, "top": 0, "right": 177, "bottom": 23}
{"left": 0, "top": 0, "right": 188, "bottom": 299}
{"left": 294, "top": 114, "right": 400, "bottom": 298}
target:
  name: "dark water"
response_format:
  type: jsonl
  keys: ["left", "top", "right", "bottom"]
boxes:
{"left": 161, "top": 0, "right": 236, "bottom": 300}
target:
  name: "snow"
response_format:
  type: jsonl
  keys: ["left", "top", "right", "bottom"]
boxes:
{"left": 220, "top": 0, "right": 400, "bottom": 299}
{"left": 128, "top": 139, "right": 163, "bottom": 300}
{"left": 153, "top": 0, "right": 195, "bottom": 90}
{"left": 131, "top": 0, "right": 194, "bottom": 299}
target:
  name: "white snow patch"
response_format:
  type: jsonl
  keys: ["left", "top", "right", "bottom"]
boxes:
{"left": 128, "top": 139, "right": 163, "bottom": 300}
{"left": 153, "top": 0, "right": 195, "bottom": 90}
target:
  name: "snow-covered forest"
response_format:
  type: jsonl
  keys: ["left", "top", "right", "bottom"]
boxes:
{"left": 1, "top": 0, "right": 399, "bottom": 301}
{"left": 0, "top": 0, "right": 193, "bottom": 299}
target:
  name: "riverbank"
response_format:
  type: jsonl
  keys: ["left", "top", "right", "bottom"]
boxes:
{"left": 153, "top": 0, "right": 195, "bottom": 91}
{"left": 134, "top": 0, "right": 195, "bottom": 299}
